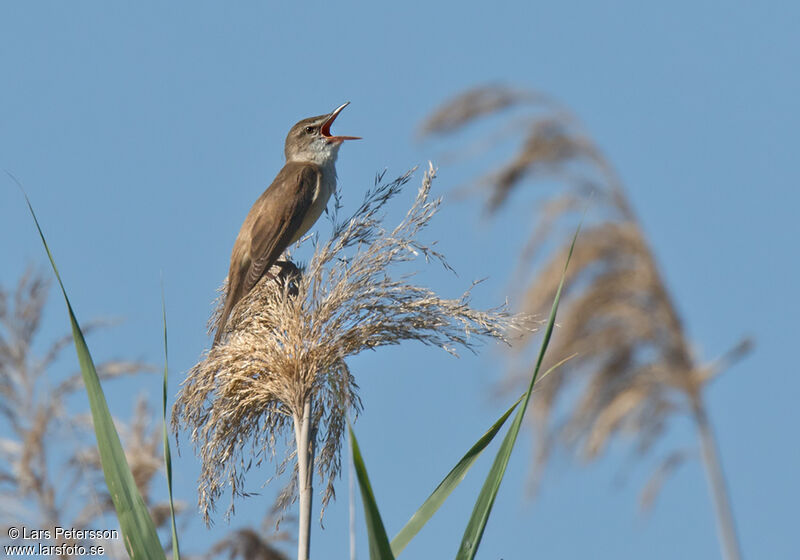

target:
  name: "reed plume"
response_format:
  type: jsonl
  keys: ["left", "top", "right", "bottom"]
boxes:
{"left": 0, "top": 270, "right": 153, "bottom": 557}
{"left": 422, "top": 86, "right": 750, "bottom": 560}
{"left": 173, "top": 165, "right": 522, "bottom": 558}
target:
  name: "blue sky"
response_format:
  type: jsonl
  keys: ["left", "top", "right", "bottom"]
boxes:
{"left": 2, "top": 2, "right": 798, "bottom": 559}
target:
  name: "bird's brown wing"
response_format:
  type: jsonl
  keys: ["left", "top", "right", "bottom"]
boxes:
{"left": 213, "top": 162, "right": 320, "bottom": 347}
{"left": 242, "top": 161, "right": 321, "bottom": 295}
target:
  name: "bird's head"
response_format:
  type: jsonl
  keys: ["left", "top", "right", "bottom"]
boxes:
{"left": 284, "top": 102, "right": 360, "bottom": 165}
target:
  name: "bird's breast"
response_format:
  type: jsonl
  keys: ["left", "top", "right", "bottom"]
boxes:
{"left": 290, "top": 169, "right": 335, "bottom": 245}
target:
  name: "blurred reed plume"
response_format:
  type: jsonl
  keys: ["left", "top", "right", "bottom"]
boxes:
{"left": 421, "top": 85, "right": 751, "bottom": 560}
{"left": 0, "top": 269, "right": 154, "bottom": 556}
{"left": 74, "top": 397, "right": 187, "bottom": 540}
{"left": 206, "top": 510, "right": 293, "bottom": 560}
{"left": 173, "top": 165, "right": 522, "bottom": 557}
{"left": 207, "top": 528, "right": 287, "bottom": 560}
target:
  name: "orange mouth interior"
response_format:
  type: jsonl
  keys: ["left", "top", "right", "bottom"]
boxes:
{"left": 321, "top": 110, "right": 361, "bottom": 141}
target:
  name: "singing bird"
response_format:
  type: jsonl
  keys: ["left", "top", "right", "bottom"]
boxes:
{"left": 213, "top": 102, "right": 360, "bottom": 346}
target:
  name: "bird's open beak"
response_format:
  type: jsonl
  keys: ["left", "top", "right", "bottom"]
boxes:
{"left": 321, "top": 102, "right": 361, "bottom": 142}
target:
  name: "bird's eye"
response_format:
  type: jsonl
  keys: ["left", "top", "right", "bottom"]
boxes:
{"left": 304, "top": 126, "right": 315, "bottom": 134}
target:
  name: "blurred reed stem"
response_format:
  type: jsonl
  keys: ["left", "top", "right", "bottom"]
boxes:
{"left": 690, "top": 393, "right": 742, "bottom": 560}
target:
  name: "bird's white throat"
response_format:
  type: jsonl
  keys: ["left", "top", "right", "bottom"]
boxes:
{"left": 287, "top": 138, "right": 342, "bottom": 167}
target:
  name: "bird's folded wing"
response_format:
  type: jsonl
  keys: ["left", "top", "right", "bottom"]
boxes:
{"left": 243, "top": 162, "right": 321, "bottom": 294}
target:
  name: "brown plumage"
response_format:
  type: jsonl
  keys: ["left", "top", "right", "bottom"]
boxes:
{"left": 214, "top": 163, "right": 320, "bottom": 346}
{"left": 213, "top": 103, "right": 359, "bottom": 346}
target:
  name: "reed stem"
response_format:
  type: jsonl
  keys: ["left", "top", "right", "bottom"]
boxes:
{"left": 294, "top": 398, "right": 315, "bottom": 560}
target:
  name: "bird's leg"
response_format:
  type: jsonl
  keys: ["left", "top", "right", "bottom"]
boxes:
{"left": 272, "top": 260, "right": 302, "bottom": 297}
{"left": 274, "top": 259, "right": 301, "bottom": 277}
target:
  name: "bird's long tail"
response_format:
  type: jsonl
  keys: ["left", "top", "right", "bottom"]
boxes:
{"left": 212, "top": 263, "right": 298, "bottom": 347}
{"left": 212, "top": 298, "right": 235, "bottom": 347}
{"left": 212, "top": 279, "right": 242, "bottom": 347}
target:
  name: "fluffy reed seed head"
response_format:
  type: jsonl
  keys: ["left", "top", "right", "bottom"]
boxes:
{"left": 422, "top": 85, "right": 752, "bottom": 506}
{"left": 173, "top": 165, "right": 525, "bottom": 524}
